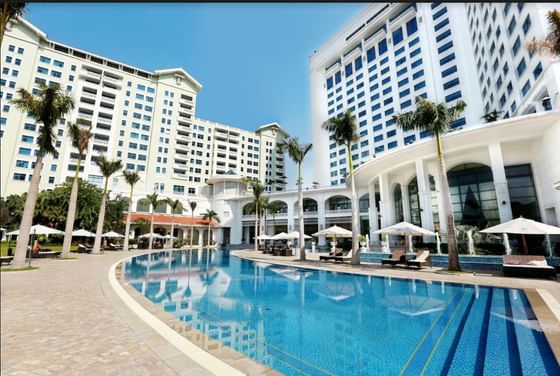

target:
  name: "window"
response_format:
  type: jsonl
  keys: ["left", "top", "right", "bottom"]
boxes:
{"left": 434, "top": 18, "right": 450, "bottom": 32}
{"left": 436, "top": 30, "right": 451, "bottom": 42}
{"left": 2, "top": 105, "right": 10, "bottom": 112}
{"left": 516, "top": 58, "right": 526, "bottom": 77}
{"left": 5, "top": 56, "right": 12, "bottom": 63}
{"left": 507, "top": 17, "right": 516, "bottom": 35}
{"left": 512, "top": 37, "right": 521, "bottom": 55}
{"left": 16, "top": 160, "right": 29, "bottom": 168}
{"left": 521, "top": 80, "right": 531, "bottom": 96}
{"left": 335, "top": 71, "right": 341, "bottom": 84}
{"left": 37, "top": 66, "right": 48, "bottom": 74}
{"left": 406, "top": 18, "right": 418, "bottom": 36}
{"left": 378, "top": 39, "right": 387, "bottom": 55}
{"left": 355, "top": 56, "right": 362, "bottom": 71}
{"left": 366, "top": 47, "right": 376, "bottom": 62}
{"left": 326, "top": 77, "right": 333, "bottom": 90}
{"left": 445, "top": 91, "right": 462, "bottom": 102}
{"left": 51, "top": 70, "right": 62, "bottom": 78}
{"left": 345, "top": 63, "right": 353, "bottom": 77}
{"left": 522, "top": 15, "right": 531, "bottom": 35}
{"left": 13, "top": 173, "right": 26, "bottom": 181}
{"left": 392, "top": 27, "right": 403, "bottom": 45}
{"left": 21, "top": 135, "right": 34, "bottom": 143}
{"left": 438, "top": 41, "right": 453, "bottom": 54}
{"left": 533, "top": 62, "right": 543, "bottom": 79}
{"left": 439, "top": 53, "right": 455, "bottom": 65}
{"left": 53, "top": 60, "right": 64, "bottom": 67}
{"left": 40, "top": 56, "right": 51, "bottom": 64}
{"left": 411, "top": 59, "right": 422, "bottom": 68}
{"left": 18, "top": 147, "right": 32, "bottom": 156}
{"left": 443, "top": 78, "right": 460, "bottom": 90}
{"left": 17, "top": 47, "right": 24, "bottom": 54}
{"left": 414, "top": 81, "right": 426, "bottom": 90}
{"left": 433, "top": 7, "right": 447, "bottom": 20}
{"left": 412, "top": 70, "right": 424, "bottom": 80}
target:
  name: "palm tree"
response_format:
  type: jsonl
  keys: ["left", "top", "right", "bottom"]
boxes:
{"left": 244, "top": 179, "right": 266, "bottom": 251}
{"left": 10, "top": 84, "right": 74, "bottom": 268}
{"left": 278, "top": 137, "right": 312, "bottom": 261}
{"left": 393, "top": 96, "right": 467, "bottom": 271}
{"left": 0, "top": 1, "right": 25, "bottom": 43}
{"left": 481, "top": 110, "right": 504, "bottom": 123}
{"left": 189, "top": 201, "right": 197, "bottom": 248}
{"left": 146, "top": 193, "right": 164, "bottom": 250}
{"left": 526, "top": 9, "right": 560, "bottom": 57}
{"left": 92, "top": 156, "right": 122, "bottom": 254}
{"left": 265, "top": 200, "right": 284, "bottom": 234}
{"left": 61, "top": 119, "right": 92, "bottom": 258}
{"left": 322, "top": 111, "right": 360, "bottom": 265}
{"left": 202, "top": 209, "right": 220, "bottom": 246}
{"left": 122, "top": 170, "right": 140, "bottom": 251}
{"left": 167, "top": 198, "right": 183, "bottom": 249}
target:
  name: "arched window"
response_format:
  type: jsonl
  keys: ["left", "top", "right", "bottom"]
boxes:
{"left": 394, "top": 185, "right": 404, "bottom": 222}
{"left": 359, "top": 194, "right": 370, "bottom": 212}
{"left": 448, "top": 163, "right": 499, "bottom": 228}
{"left": 408, "top": 178, "right": 422, "bottom": 226}
{"left": 154, "top": 201, "right": 167, "bottom": 214}
{"left": 136, "top": 198, "right": 150, "bottom": 213}
{"left": 326, "top": 195, "right": 351, "bottom": 210}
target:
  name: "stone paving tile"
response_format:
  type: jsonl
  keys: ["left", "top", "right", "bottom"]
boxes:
{"left": 1, "top": 253, "right": 178, "bottom": 376}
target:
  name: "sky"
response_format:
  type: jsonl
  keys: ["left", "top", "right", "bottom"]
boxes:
{"left": 26, "top": 3, "right": 366, "bottom": 188}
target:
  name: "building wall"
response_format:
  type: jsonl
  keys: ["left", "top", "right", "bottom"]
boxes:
{"left": 310, "top": 3, "right": 558, "bottom": 187}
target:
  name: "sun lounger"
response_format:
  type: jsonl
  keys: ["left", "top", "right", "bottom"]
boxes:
{"left": 37, "top": 250, "right": 61, "bottom": 258}
{"left": 502, "top": 255, "right": 556, "bottom": 280}
{"left": 0, "top": 256, "right": 13, "bottom": 265}
{"left": 77, "top": 244, "right": 93, "bottom": 253}
{"left": 381, "top": 249, "right": 407, "bottom": 267}
{"left": 105, "top": 243, "right": 122, "bottom": 251}
{"left": 320, "top": 249, "right": 350, "bottom": 262}
{"left": 406, "top": 250, "right": 432, "bottom": 269}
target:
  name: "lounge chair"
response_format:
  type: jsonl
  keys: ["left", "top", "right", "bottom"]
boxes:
{"left": 319, "top": 249, "right": 351, "bottom": 263}
{"left": 77, "top": 244, "right": 93, "bottom": 253}
{"left": 502, "top": 255, "right": 556, "bottom": 280}
{"left": 37, "top": 250, "right": 61, "bottom": 258}
{"left": 381, "top": 249, "right": 407, "bottom": 267}
{"left": 105, "top": 243, "right": 122, "bottom": 251}
{"left": 406, "top": 250, "right": 432, "bottom": 269}
{"left": 0, "top": 256, "right": 13, "bottom": 265}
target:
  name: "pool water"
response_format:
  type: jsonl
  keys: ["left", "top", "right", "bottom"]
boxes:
{"left": 123, "top": 249, "right": 560, "bottom": 376}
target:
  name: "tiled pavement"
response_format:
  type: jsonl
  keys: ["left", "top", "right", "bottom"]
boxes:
{"left": 1, "top": 252, "right": 209, "bottom": 376}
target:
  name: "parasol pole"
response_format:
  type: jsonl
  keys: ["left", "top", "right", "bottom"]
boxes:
{"left": 521, "top": 234, "right": 528, "bottom": 255}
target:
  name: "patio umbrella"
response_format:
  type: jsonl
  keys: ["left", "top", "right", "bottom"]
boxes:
{"left": 480, "top": 216, "right": 560, "bottom": 256}
{"left": 102, "top": 231, "right": 124, "bottom": 238}
{"left": 255, "top": 234, "right": 272, "bottom": 240}
{"left": 7, "top": 224, "right": 63, "bottom": 236}
{"left": 138, "top": 233, "right": 165, "bottom": 239}
{"left": 375, "top": 221, "right": 436, "bottom": 254}
{"left": 312, "top": 225, "right": 352, "bottom": 252}
{"left": 286, "top": 231, "right": 312, "bottom": 240}
{"left": 271, "top": 232, "right": 290, "bottom": 240}
{"left": 72, "top": 229, "right": 95, "bottom": 237}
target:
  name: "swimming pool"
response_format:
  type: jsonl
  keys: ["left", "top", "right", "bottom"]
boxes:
{"left": 122, "top": 249, "right": 560, "bottom": 375}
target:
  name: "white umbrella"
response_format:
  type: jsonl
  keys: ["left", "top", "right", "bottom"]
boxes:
{"left": 271, "top": 232, "right": 290, "bottom": 240}
{"left": 102, "top": 231, "right": 124, "bottom": 238}
{"left": 7, "top": 224, "right": 63, "bottom": 236}
{"left": 374, "top": 221, "right": 436, "bottom": 236}
{"left": 286, "top": 231, "right": 311, "bottom": 240}
{"left": 312, "top": 225, "right": 352, "bottom": 238}
{"left": 255, "top": 234, "right": 272, "bottom": 240}
{"left": 480, "top": 216, "right": 560, "bottom": 256}
{"left": 138, "top": 233, "right": 165, "bottom": 239}
{"left": 72, "top": 229, "right": 95, "bottom": 237}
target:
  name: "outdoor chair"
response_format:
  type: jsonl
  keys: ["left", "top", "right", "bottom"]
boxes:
{"left": 502, "top": 255, "right": 556, "bottom": 280}
{"left": 0, "top": 256, "right": 13, "bottom": 265}
{"left": 319, "top": 249, "right": 351, "bottom": 263}
{"left": 381, "top": 249, "right": 407, "bottom": 267}
{"left": 406, "top": 250, "right": 432, "bottom": 269}
{"left": 105, "top": 243, "right": 122, "bottom": 251}
{"left": 77, "top": 244, "right": 93, "bottom": 253}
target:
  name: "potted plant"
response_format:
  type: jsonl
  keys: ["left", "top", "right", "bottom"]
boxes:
{"left": 359, "top": 234, "right": 367, "bottom": 252}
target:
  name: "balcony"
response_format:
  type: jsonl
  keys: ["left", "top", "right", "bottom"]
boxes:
{"left": 102, "top": 75, "right": 122, "bottom": 87}
{"left": 325, "top": 208, "right": 352, "bottom": 217}
{"left": 81, "top": 91, "right": 97, "bottom": 100}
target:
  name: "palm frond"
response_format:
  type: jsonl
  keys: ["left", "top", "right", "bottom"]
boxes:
{"left": 322, "top": 110, "right": 358, "bottom": 147}
{"left": 95, "top": 154, "right": 122, "bottom": 178}
{"left": 122, "top": 170, "right": 141, "bottom": 187}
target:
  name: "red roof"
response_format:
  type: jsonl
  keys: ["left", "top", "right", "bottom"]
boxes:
{"left": 128, "top": 213, "right": 219, "bottom": 226}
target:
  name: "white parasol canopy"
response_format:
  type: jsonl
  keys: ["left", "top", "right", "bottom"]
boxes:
{"left": 255, "top": 234, "right": 272, "bottom": 240}
{"left": 72, "top": 229, "right": 96, "bottom": 237}
{"left": 480, "top": 217, "right": 560, "bottom": 235}
{"left": 312, "top": 225, "right": 352, "bottom": 238}
{"left": 102, "top": 231, "right": 124, "bottom": 238}
{"left": 7, "top": 224, "right": 63, "bottom": 236}
{"left": 374, "top": 221, "right": 436, "bottom": 236}
{"left": 271, "top": 232, "right": 290, "bottom": 240}
{"left": 138, "top": 232, "right": 165, "bottom": 239}
{"left": 163, "top": 234, "right": 177, "bottom": 239}
{"left": 286, "top": 231, "right": 312, "bottom": 240}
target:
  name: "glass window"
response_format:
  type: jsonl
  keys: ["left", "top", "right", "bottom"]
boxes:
{"left": 439, "top": 53, "right": 455, "bottom": 65}
{"left": 516, "top": 58, "right": 526, "bottom": 77}
{"left": 37, "top": 66, "right": 48, "bottom": 74}
{"left": 53, "top": 60, "right": 64, "bottom": 67}
{"left": 505, "top": 164, "right": 541, "bottom": 221}
{"left": 433, "top": 7, "right": 447, "bottom": 20}
{"left": 434, "top": 18, "right": 450, "bottom": 32}
{"left": 507, "top": 16, "right": 516, "bottom": 35}
{"left": 366, "top": 47, "right": 376, "bottom": 62}
{"left": 392, "top": 27, "right": 403, "bottom": 45}
{"left": 13, "top": 173, "right": 26, "bottom": 181}
{"left": 522, "top": 15, "right": 531, "bottom": 35}
{"left": 354, "top": 56, "right": 362, "bottom": 71}
{"left": 406, "top": 18, "right": 418, "bottom": 36}
{"left": 378, "top": 39, "right": 387, "bottom": 55}
{"left": 40, "top": 56, "right": 51, "bottom": 64}
{"left": 436, "top": 30, "right": 451, "bottom": 42}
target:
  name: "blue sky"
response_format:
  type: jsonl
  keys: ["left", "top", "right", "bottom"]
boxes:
{"left": 26, "top": 3, "right": 366, "bottom": 186}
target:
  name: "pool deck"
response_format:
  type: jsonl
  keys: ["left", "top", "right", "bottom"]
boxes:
{"left": 1, "top": 249, "right": 559, "bottom": 375}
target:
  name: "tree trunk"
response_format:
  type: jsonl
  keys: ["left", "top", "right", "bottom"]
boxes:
{"left": 0, "top": 2, "right": 8, "bottom": 44}
{"left": 254, "top": 202, "right": 259, "bottom": 252}
{"left": 348, "top": 145, "right": 360, "bottom": 265}
{"left": 190, "top": 213, "right": 194, "bottom": 248}
{"left": 123, "top": 185, "right": 133, "bottom": 251}
{"left": 92, "top": 179, "right": 109, "bottom": 254}
{"left": 436, "top": 134, "right": 460, "bottom": 271}
{"left": 13, "top": 155, "right": 44, "bottom": 268}
{"left": 298, "top": 162, "right": 306, "bottom": 261}
{"left": 62, "top": 160, "right": 81, "bottom": 257}
{"left": 207, "top": 225, "right": 211, "bottom": 247}
{"left": 149, "top": 210, "right": 154, "bottom": 249}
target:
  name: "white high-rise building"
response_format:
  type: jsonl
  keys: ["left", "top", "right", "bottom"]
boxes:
{"left": 310, "top": 3, "right": 560, "bottom": 187}
{"left": 0, "top": 18, "right": 287, "bottom": 199}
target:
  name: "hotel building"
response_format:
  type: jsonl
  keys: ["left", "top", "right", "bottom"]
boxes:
{"left": 310, "top": 3, "right": 560, "bottom": 187}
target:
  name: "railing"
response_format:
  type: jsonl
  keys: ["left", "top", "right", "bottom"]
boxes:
{"left": 325, "top": 209, "right": 352, "bottom": 216}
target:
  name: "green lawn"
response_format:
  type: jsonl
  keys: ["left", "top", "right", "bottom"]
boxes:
{"left": 0, "top": 241, "right": 78, "bottom": 256}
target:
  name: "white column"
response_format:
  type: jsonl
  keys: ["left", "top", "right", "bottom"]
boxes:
{"left": 317, "top": 195, "right": 326, "bottom": 246}
{"left": 488, "top": 143, "right": 513, "bottom": 222}
{"left": 198, "top": 229, "right": 203, "bottom": 247}
{"left": 378, "top": 173, "right": 393, "bottom": 227}
{"left": 415, "top": 159, "right": 434, "bottom": 231}
{"left": 368, "top": 180, "right": 379, "bottom": 245}
{"left": 401, "top": 181, "right": 411, "bottom": 222}
{"left": 287, "top": 197, "right": 295, "bottom": 233}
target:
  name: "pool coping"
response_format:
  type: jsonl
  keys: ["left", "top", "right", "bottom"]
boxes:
{"left": 232, "top": 250, "right": 560, "bottom": 365}
{"left": 109, "top": 251, "right": 281, "bottom": 376}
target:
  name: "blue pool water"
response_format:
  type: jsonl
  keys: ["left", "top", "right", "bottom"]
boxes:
{"left": 123, "top": 249, "right": 560, "bottom": 375}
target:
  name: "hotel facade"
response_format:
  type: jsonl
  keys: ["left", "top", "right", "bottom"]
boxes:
{"left": 1, "top": 5, "right": 560, "bottom": 248}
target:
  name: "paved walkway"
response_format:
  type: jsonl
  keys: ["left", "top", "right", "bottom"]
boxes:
{"left": 1, "top": 252, "right": 209, "bottom": 376}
